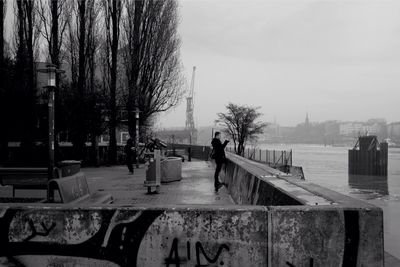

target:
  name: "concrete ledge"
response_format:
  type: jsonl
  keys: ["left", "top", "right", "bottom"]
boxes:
{"left": 219, "top": 152, "right": 384, "bottom": 266}
{"left": 0, "top": 205, "right": 267, "bottom": 267}
{"left": 222, "top": 153, "right": 333, "bottom": 206}
{"left": 0, "top": 203, "right": 384, "bottom": 267}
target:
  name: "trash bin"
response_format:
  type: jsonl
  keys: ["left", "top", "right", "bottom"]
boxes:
{"left": 57, "top": 160, "right": 81, "bottom": 177}
{"left": 161, "top": 157, "right": 182, "bottom": 183}
{"left": 144, "top": 150, "right": 161, "bottom": 193}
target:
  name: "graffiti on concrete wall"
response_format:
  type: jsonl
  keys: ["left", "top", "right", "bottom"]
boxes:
{"left": 286, "top": 258, "right": 314, "bottom": 267}
{"left": 0, "top": 208, "right": 163, "bottom": 266}
{"left": 165, "top": 238, "right": 230, "bottom": 266}
{"left": 0, "top": 207, "right": 266, "bottom": 267}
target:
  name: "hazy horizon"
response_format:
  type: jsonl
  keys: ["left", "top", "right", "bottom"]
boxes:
{"left": 158, "top": 0, "right": 400, "bottom": 128}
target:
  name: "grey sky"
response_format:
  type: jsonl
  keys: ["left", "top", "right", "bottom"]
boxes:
{"left": 159, "top": 0, "right": 400, "bottom": 127}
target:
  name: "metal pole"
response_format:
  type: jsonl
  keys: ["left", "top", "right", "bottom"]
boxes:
{"left": 188, "top": 132, "right": 192, "bottom": 162}
{"left": 135, "top": 108, "right": 139, "bottom": 168}
{"left": 48, "top": 87, "right": 55, "bottom": 202}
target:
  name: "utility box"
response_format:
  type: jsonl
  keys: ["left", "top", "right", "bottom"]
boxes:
{"left": 144, "top": 150, "right": 161, "bottom": 193}
{"left": 57, "top": 160, "right": 81, "bottom": 177}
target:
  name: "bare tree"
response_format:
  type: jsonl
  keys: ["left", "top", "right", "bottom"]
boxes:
{"left": 216, "top": 103, "right": 268, "bottom": 156}
{"left": 36, "top": 0, "right": 69, "bottom": 162}
{"left": 63, "top": 0, "right": 89, "bottom": 160}
{"left": 102, "top": 0, "right": 122, "bottom": 164}
{"left": 123, "top": 0, "right": 184, "bottom": 140}
{"left": 0, "top": 0, "right": 6, "bottom": 163}
{"left": 0, "top": 0, "right": 4, "bottom": 69}
{"left": 36, "top": 0, "right": 68, "bottom": 78}
{"left": 13, "top": 0, "right": 41, "bottom": 163}
{"left": 85, "top": 0, "right": 103, "bottom": 166}
{"left": 64, "top": 0, "right": 104, "bottom": 162}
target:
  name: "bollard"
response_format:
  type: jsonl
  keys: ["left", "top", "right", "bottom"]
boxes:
{"left": 144, "top": 149, "right": 161, "bottom": 193}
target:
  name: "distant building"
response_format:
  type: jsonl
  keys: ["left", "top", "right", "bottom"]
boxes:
{"left": 388, "top": 122, "right": 400, "bottom": 140}
{"left": 339, "top": 122, "right": 364, "bottom": 136}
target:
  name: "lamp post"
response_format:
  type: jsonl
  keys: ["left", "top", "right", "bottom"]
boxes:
{"left": 37, "top": 63, "right": 64, "bottom": 202}
{"left": 134, "top": 108, "right": 140, "bottom": 168}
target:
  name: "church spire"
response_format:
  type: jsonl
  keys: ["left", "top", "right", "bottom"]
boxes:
{"left": 305, "top": 113, "right": 310, "bottom": 125}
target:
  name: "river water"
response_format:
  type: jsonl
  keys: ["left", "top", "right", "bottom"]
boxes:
{"left": 259, "top": 144, "right": 400, "bottom": 257}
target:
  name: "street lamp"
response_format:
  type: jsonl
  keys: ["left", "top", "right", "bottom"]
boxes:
{"left": 134, "top": 108, "right": 141, "bottom": 168}
{"left": 37, "top": 63, "right": 64, "bottom": 202}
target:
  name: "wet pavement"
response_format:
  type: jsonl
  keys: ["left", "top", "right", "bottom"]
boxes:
{"left": 83, "top": 160, "right": 234, "bottom": 205}
{"left": 0, "top": 161, "right": 233, "bottom": 205}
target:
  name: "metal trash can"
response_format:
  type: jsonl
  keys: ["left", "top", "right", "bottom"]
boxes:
{"left": 144, "top": 150, "right": 161, "bottom": 193}
{"left": 57, "top": 160, "right": 81, "bottom": 177}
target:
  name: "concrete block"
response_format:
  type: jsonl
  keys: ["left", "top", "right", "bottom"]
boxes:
{"left": 160, "top": 157, "right": 182, "bottom": 183}
{"left": 269, "top": 207, "right": 384, "bottom": 267}
{"left": 0, "top": 205, "right": 268, "bottom": 267}
{"left": 269, "top": 208, "right": 345, "bottom": 267}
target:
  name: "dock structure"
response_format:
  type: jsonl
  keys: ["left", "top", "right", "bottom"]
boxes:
{"left": 0, "top": 144, "right": 386, "bottom": 266}
{"left": 348, "top": 135, "right": 388, "bottom": 176}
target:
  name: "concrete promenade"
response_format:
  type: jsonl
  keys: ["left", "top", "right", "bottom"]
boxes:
{"left": 1, "top": 161, "right": 233, "bottom": 205}
{"left": 84, "top": 160, "right": 234, "bottom": 205}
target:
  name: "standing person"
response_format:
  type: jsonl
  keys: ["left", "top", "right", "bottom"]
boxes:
{"left": 125, "top": 138, "right": 134, "bottom": 174}
{"left": 211, "top": 132, "right": 229, "bottom": 191}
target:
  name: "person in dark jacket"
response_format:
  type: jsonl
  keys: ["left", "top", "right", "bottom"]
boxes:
{"left": 211, "top": 132, "right": 229, "bottom": 191}
{"left": 125, "top": 138, "right": 134, "bottom": 174}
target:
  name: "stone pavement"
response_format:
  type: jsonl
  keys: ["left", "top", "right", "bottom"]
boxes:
{"left": 83, "top": 160, "right": 234, "bottom": 205}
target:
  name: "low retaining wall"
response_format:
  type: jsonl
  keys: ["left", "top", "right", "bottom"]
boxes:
{"left": 221, "top": 153, "right": 325, "bottom": 206}
{"left": 219, "top": 152, "right": 384, "bottom": 266}
{"left": 0, "top": 205, "right": 267, "bottom": 267}
{"left": 0, "top": 203, "right": 383, "bottom": 267}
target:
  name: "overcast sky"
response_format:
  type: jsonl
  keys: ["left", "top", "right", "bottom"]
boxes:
{"left": 158, "top": 0, "right": 400, "bottom": 128}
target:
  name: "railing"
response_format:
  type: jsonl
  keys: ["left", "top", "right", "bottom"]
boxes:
{"left": 226, "top": 146, "right": 292, "bottom": 167}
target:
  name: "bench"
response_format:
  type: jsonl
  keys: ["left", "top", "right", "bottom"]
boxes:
{"left": 0, "top": 168, "right": 56, "bottom": 197}
{"left": 48, "top": 172, "right": 113, "bottom": 204}
{"left": 0, "top": 162, "right": 81, "bottom": 197}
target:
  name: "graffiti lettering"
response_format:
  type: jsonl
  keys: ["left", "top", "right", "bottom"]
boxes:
{"left": 165, "top": 238, "right": 229, "bottom": 267}
{"left": 24, "top": 219, "right": 56, "bottom": 242}
{"left": 196, "top": 241, "right": 229, "bottom": 266}
{"left": 286, "top": 258, "right": 314, "bottom": 267}
{"left": 165, "top": 238, "right": 181, "bottom": 266}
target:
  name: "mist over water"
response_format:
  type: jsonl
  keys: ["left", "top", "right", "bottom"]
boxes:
{"left": 259, "top": 144, "right": 400, "bottom": 257}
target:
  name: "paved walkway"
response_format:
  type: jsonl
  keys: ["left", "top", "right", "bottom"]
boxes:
{"left": 83, "top": 160, "right": 234, "bottom": 205}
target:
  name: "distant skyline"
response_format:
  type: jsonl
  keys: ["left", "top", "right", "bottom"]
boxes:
{"left": 158, "top": 0, "right": 400, "bottom": 128}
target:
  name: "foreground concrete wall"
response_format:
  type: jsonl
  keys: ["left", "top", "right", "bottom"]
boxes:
{"left": 269, "top": 206, "right": 383, "bottom": 267}
{"left": 218, "top": 152, "right": 384, "bottom": 267}
{"left": 0, "top": 203, "right": 383, "bottom": 267}
{"left": 0, "top": 205, "right": 267, "bottom": 267}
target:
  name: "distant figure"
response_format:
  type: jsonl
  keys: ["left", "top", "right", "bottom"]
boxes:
{"left": 125, "top": 138, "right": 134, "bottom": 174}
{"left": 211, "top": 132, "right": 229, "bottom": 191}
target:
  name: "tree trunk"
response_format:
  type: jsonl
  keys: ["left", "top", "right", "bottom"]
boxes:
{"left": 73, "top": 0, "right": 87, "bottom": 160}
{"left": 128, "top": 0, "right": 143, "bottom": 140}
{"left": 51, "top": 0, "right": 61, "bottom": 163}
{"left": 108, "top": 0, "right": 119, "bottom": 165}
{"left": 0, "top": 0, "right": 6, "bottom": 164}
{"left": 91, "top": 134, "right": 99, "bottom": 166}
